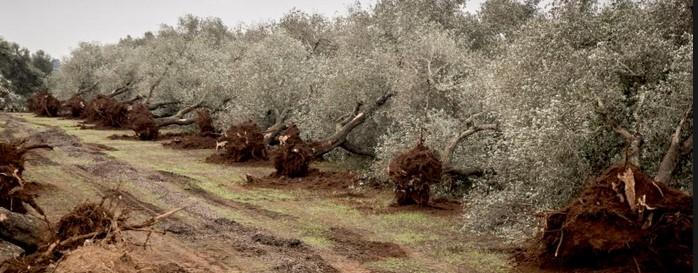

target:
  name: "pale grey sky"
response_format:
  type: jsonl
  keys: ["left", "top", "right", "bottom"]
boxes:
{"left": 0, "top": 0, "right": 488, "bottom": 59}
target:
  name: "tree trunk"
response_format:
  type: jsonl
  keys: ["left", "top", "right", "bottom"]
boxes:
{"left": 440, "top": 117, "right": 498, "bottom": 180}
{"left": 0, "top": 239, "right": 23, "bottom": 264}
{"left": 154, "top": 100, "right": 204, "bottom": 128}
{"left": 655, "top": 105, "right": 692, "bottom": 184}
{"left": 0, "top": 207, "right": 50, "bottom": 251}
{"left": 263, "top": 108, "right": 290, "bottom": 145}
{"left": 312, "top": 93, "right": 392, "bottom": 158}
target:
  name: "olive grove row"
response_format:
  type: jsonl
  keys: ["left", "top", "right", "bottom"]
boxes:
{"left": 47, "top": 0, "right": 692, "bottom": 240}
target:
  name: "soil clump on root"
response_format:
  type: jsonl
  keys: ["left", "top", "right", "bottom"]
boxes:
{"left": 127, "top": 103, "right": 159, "bottom": 140}
{"left": 0, "top": 140, "right": 52, "bottom": 214}
{"left": 388, "top": 142, "right": 443, "bottom": 206}
{"left": 162, "top": 109, "right": 218, "bottom": 149}
{"left": 27, "top": 91, "right": 60, "bottom": 117}
{"left": 270, "top": 125, "right": 313, "bottom": 178}
{"left": 206, "top": 121, "right": 267, "bottom": 163}
{"left": 82, "top": 95, "right": 129, "bottom": 129}
{"left": 61, "top": 95, "right": 86, "bottom": 118}
{"left": 534, "top": 164, "right": 692, "bottom": 273}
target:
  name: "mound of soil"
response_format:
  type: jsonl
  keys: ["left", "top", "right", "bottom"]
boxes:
{"left": 328, "top": 227, "right": 407, "bottom": 262}
{"left": 537, "top": 164, "right": 692, "bottom": 272}
{"left": 195, "top": 108, "right": 215, "bottom": 136}
{"left": 245, "top": 169, "right": 359, "bottom": 191}
{"left": 208, "top": 121, "right": 267, "bottom": 162}
{"left": 387, "top": 142, "right": 443, "bottom": 206}
{"left": 83, "top": 95, "right": 129, "bottom": 128}
{"left": 27, "top": 91, "right": 60, "bottom": 117}
{"left": 127, "top": 103, "right": 159, "bottom": 140}
{"left": 62, "top": 95, "right": 86, "bottom": 118}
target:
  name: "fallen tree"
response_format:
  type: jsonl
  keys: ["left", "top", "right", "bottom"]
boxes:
{"left": 128, "top": 100, "right": 205, "bottom": 140}
{"left": 26, "top": 91, "right": 60, "bottom": 117}
{"left": 537, "top": 102, "right": 694, "bottom": 272}
{"left": 271, "top": 124, "right": 313, "bottom": 177}
{"left": 387, "top": 140, "right": 442, "bottom": 206}
{"left": 310, "top": 92, "right": 393, "bottom": 158}
{"left": 61, "top": 95, "right": 87, "bottom": 118}
{"left": 208, "top": 121, "right": 268, "bottom": 162}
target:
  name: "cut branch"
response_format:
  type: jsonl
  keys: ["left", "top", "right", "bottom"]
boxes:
{"left": 655, "top": 105, "right": 692, "bottom": 184}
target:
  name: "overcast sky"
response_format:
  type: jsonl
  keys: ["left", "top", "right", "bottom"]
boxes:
{"left": 0, "top": 0, "right": 490, "bottom": 59}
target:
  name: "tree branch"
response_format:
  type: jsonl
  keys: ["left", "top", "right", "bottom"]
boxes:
{"left": 312, "top": 92, "right": 393, "bottom": 158}
{"left": 655, "top": 105, "right": 692, "bottom": 184}
{"left": 442, "top": 123, "right": 498, "bottom": 166}
{"left": 148, "top": 101, "right": 181, "bottom": 111}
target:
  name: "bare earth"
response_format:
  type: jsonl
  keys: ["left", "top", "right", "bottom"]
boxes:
{"left": 1, "top": 112, "right": 518, "bottom": 273}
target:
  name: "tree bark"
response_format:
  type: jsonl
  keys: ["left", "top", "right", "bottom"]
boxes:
{"left": 340, "top": 141, "right": 375, "bottom": 157}
{"left": 440, "top": 113, "right": 498, "bottom": 179}
{"left": 655, "top": 105, "right": 692, "bottom": 184}
{"left": 0, "top": 208, "right": 49, "bottom": 251}
{"left": 263, "top": 108, "right": 290, "bottom": 145}
{"left": 154, "top": 100, "right": 205, "bottom": 128}
{"left": 148, "top": 101, "right": 181, "bottom": 111}
{"left": 312, "top": 93, "right": 392, "bottom": 158}
{"left": 0, "top": 239, "right": 23, "bottom": 264}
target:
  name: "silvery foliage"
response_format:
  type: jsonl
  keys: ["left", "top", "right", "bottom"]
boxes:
{"left": 0, "top": 76, "right": 25, "bottom": 112}
{"left": 461, "top": 0, "right": 693, "bottom": 242}
{"left": 48, "top": 0, "right": 691, "bottom": 242}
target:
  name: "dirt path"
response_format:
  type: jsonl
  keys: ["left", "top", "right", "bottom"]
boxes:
{"left": 1, "top": 113, "right": 514, "bottom": 273}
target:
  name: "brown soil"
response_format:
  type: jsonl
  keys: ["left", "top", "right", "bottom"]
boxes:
{"left": 328, "top": 227, "right": 407, "bottom": 262}
{"left": 82, "top": 95, "right": 129, "bottom": 128}
{"left": 107, "top": 132, "right": 189, "bottom": 141}
{"left": 352, "top": 197, "right": 463, "bottom": 217}
{"left": 207, "top": 121, "right": 267, "bottom": 163}
{"left": 27, "top": 91, "right": 60, "bottom": 117}
{"left": 388, "top": 142, "right": 443, "bottom": 206}
{"left": 531, "top": 164, "right": 692, "bottom": 273}
{"left": 270, "top": 124, "right": 314, "bottom": 178}
{"left": 194, "top": 108, "right": 215, "bottom": 136}
{"left": 161, "top": 109, "right": 218, "bottom": 149}
{"left": 61, "top": 95, "right": 86, "bottom": 118}
{"left": 244, "top": 169, "right": 360, "bottom": 191}
{"left": 162, "top": 135, "right": 217, "bottom": 149}
{"left": 127, "top": 103, "right": 159, "bottom": 140}
{"left": 55, "top": 244, "right": 190, "bottom": 273}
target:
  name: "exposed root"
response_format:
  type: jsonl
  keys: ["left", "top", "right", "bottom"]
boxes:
{"left": 61, "top": 95, "right": 87, "bottom": 118}
{"left": 82, "top": 95, "right": 129, "bottom": 128}
{"left": 1, "top": 193, "right": 183, "bottom": 273}
{"left": 208, "top": 121, "right": 267, "bottom": 162}
{"left": 387, "top": 141, "right": 443, "bottom": 206}
{"left": 271, "top": 125, "right": 312, "bottom": 177}
{"left": 27, "top": 91, "right": 60, "bottom": 117}
{"left": 538, "top": 164, "right": 692, "bottom": 272}
{"left": 127, "top": 103, "right": 159, "bottom": 140}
